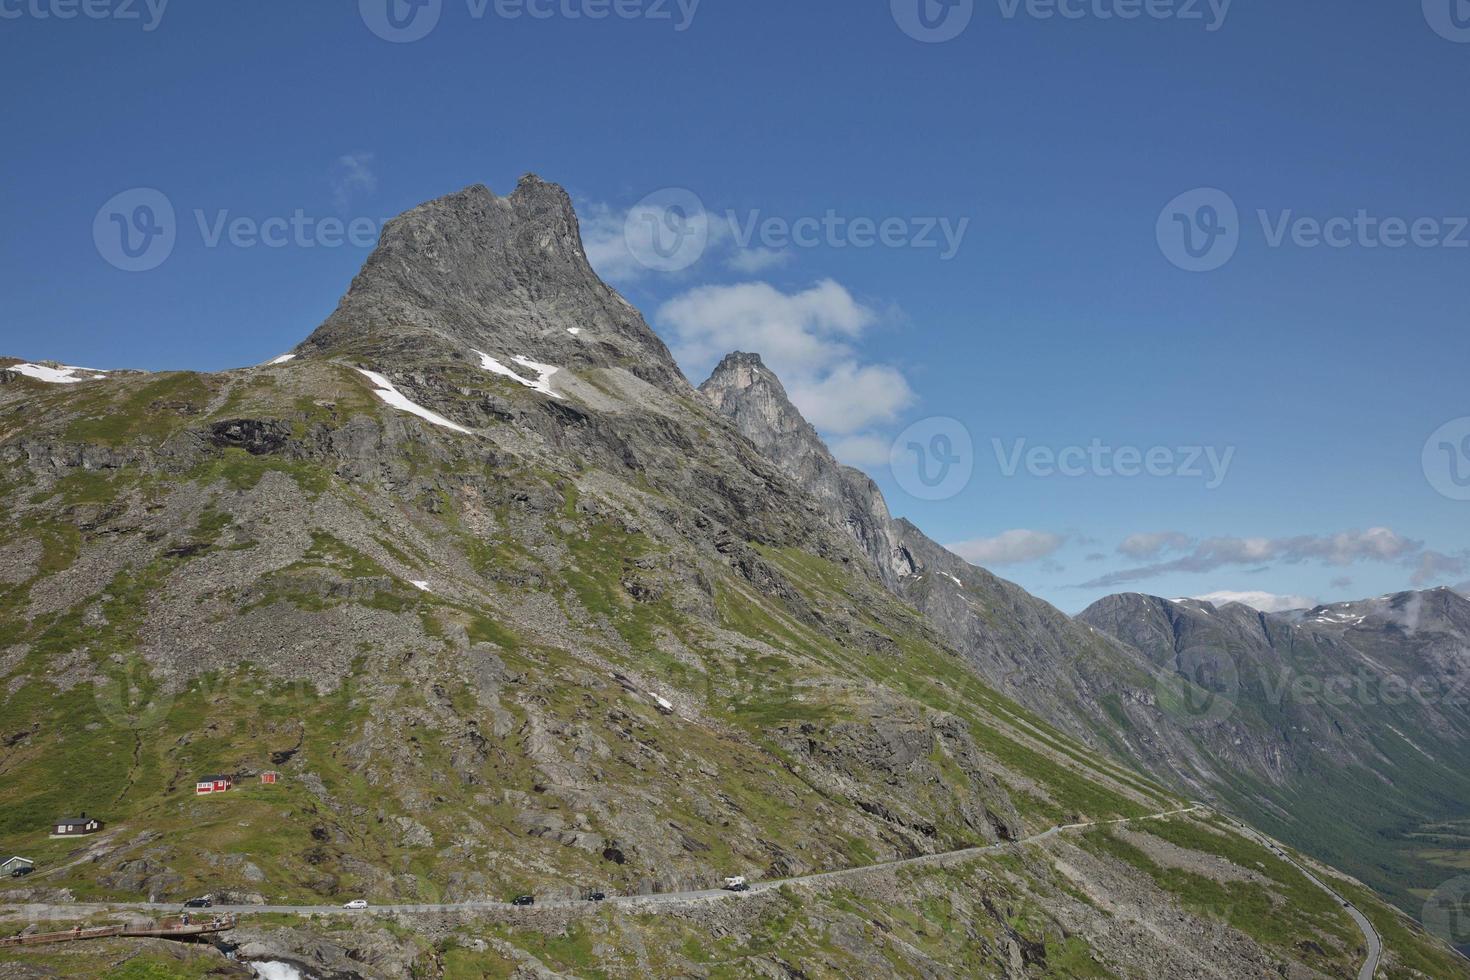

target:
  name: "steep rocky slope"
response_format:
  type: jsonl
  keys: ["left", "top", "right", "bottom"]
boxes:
{"left": 697, "top": 354, "right": 1252, "bottom": 792}
{"left": 698, "top": 346, "right": 1470, "bottom": 942}
{"left": 0, "top": 177, "right": 1463, "bottom": 977}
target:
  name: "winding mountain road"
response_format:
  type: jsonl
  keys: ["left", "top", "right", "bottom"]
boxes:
{"left": 1215, "top": 813, "right": 1381, "bottom": 980}
{"left": 0, "top": 802, "right": 1382, "bottom": 978}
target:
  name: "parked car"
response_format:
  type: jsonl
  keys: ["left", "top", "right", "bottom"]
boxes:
{"left": 723, "top": 876, "right": 750, "bottom": 893}
{"left": 343, "top": 899, "right": 369, "bottom": 910}
{"left": 10, "top": 867, "right": 33, "bottom": 879}
{"left": 586, "top": 891, "right": 606, "bottom": 902}
{"left": 511, "top": 895, "right": 535, "bottom": 907}
{"left": 183, "top": 898, "right": 212, "bottom": 909}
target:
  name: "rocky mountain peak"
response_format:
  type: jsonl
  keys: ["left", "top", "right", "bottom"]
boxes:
{"left": 297, "top": 175, "right": 689, "bottom": 391}
{"left": 701, "top": 351, "right": 824, "bottom": 456}
{"left": 700, "top": 352, "right": 917, "bottom": 587}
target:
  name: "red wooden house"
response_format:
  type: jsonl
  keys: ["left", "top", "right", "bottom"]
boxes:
{"left": 195, "top": 775, "right": 234, "bottom": 795}
{"left": 260, "top": 771, "right": 280, "bottom": 785}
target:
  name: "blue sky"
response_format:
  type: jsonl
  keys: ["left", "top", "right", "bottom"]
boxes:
{"left": 3, "top": 0, "right": 1469, "bottom": 613}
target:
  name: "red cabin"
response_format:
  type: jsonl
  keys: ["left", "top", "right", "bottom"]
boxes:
{"left": 195, "top": 775, "right": 233, "bottom": 795}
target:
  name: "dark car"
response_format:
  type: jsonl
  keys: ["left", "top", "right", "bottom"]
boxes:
{"left": 511, "top": 895, "right": 535, "bottom": 907}
{"left": 586, "top": 892, "right": 606, "bottom": 902}
{"left": 183, "top": 898, "right": 212, "bottom": 909}
{"left": 10, "top": 867, "right": 33, "bottom": 879}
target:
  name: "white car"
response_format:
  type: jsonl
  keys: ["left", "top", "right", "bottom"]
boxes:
{"left": 343, "top": 899, "right": 369, "bottom": 910}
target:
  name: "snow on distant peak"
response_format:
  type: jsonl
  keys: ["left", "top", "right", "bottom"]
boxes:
{"left": 9, "top": 362, "right": 108, "bottom": 384}
{"left": 410, "top": 580, "right": 433, "bottom": 593}
{"left": 566, "top": 327, "right": 582, "bottom": 337}
{"left": 356, "top": 369, "right": 472, "bottom": 435}
{"left": 267, "top": 353, "right": 297, "bottom": 365}
{"left": 474, "top": 350, "right": 563, "bottom": 399}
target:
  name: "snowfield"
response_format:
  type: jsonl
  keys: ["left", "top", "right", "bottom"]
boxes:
{"left": 475, "top": 350, "right": 563, "bottom": 398}
{"left": 356, "top": 369, "right": 472, "bottom": 435}
{"left": 9, "top": 362, "right": 109, "bottom": 384}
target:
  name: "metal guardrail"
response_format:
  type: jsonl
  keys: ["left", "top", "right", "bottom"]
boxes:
{"left": 0, "top": 914, "right": 236, "bottom": 948}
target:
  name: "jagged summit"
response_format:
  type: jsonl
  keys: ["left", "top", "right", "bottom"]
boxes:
{"left": 298, "top": 175, "right": 689, "bottom": 391}
{"left": 701, "top": 351, "right": 824, "bottom": 457}
{"left": 700, "top": 351, "right": 916, "bottom": 586}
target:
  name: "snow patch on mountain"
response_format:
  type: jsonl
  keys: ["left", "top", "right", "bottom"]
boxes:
{"left": 356, "top": 369, "right": 472, "bottom": 435}
{"left": 475, "top": 350, "right": 563, "bottom": 398}
{"left": 9, "top": 362, "right": 109, "bottom": 384}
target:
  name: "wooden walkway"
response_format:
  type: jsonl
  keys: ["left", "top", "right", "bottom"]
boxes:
{"left": 0, "top": 915, "right": 236, "bottom": 948}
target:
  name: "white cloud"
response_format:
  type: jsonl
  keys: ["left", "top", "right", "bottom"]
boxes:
{"left": 1118, "top": 531, "right": 1193, "bottom": 560}
{"left": 786, "top": 362, "right": 914, "bottom": 436}
{"left": 947, "top": 530, "right": 1066, "bottom": 567}
{"left": 1192, "top": 590, "right": 1318, "bottom": 614}
{"left": 727, "top": 247, "right": 791, "bottom": 274}
{"left": 1410, "top": 550, "right": 1469, "bottom": 587}
{"left": 658, "top": 280, "right": 913, "bottom": 436}
{"left": 1080, "top": 527, "right": 1423, "bottom": 589}
{"left": 659, "top": 280, "right": 874, "bottom": 375}
{"left": 582, "top": 198, "right": 727, "bottom": 282}
{"left": 332, "top": 152, "right": 378, "bottom": 211}
{"left": 829, "top": 433, "right": 893, "bottom": 467}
